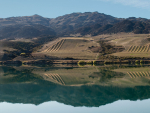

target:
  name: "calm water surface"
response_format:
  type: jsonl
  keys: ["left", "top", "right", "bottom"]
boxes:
{"left": 0, "top": 65, "right": 150, "bottom": 113}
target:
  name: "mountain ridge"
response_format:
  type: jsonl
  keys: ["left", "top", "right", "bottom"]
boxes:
{"left": 0, "top": 12, "right": 150, "bottom": 39}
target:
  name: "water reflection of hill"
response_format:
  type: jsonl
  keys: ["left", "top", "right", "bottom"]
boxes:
{"left": 0, "top": 65, "right": 150, "bottom": 107}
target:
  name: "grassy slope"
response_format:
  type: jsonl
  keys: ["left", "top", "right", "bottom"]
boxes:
{"left": 93, "top": 33, "right": 150, "bottom": 57}
{"left": 37, "top": 37, "right": 99, "bottom": 59}
{"left": 1, "top": 33, "right": 150, "bottom": 60}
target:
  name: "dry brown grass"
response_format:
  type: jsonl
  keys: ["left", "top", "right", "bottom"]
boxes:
{"left": 92, "top": 33, "right": 150, "bottom": 57}
{"left": 38, "top": 37, "right": 99, "bottom": 59}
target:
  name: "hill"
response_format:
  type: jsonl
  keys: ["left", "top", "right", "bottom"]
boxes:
{"left": 38, "top": 37, "right": 99, "bottom": 60}
{"left": 0, "top": 12, "right": 122, "bottom": 38}
{"left": 0, "top": 12, "right": 150, "bottom": 38}
{"left": 49, "top": 12, "right": 122, "bottom": 36}
{"left": 0, "top": 24, "right": 56, "bottom": 39}
{"left": 74, "top": 19, "right": 150, "bottom": 36}
{"left": 0, "top": 14, "right": 50, "bottom": 28}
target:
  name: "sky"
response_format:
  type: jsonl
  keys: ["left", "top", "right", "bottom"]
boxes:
{"left": 0, "top": 0, "right": 150, "bottom": 19}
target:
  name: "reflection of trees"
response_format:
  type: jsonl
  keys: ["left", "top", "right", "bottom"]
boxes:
{"left": 89, "top": 68, "right": 125, "bottom": 82}
{"left": 1, "top": 66, "right": 43, "bottom": 83}
{"left": 99, "top": 69, "right": 125, "bottom": 82}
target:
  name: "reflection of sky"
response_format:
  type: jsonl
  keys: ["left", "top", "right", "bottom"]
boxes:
{"left": 0, "top": 99, "right": 150, "bottom": 113}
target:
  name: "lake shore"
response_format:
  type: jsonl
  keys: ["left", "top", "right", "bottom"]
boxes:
{"left": 1, "top": 59, "right": 150, "bottom": 65}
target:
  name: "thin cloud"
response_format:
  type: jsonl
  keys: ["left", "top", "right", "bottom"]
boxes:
{"left": 100, "top": 0, "right": 150, "bottom": 8}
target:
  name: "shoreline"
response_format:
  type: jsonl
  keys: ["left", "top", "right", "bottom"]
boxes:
{"left": 1, "top": 59, "right": 150, "bottom": 65}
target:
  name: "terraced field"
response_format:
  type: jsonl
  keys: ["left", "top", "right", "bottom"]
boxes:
{"left": 43, "top": 39, "right": 65, "bottom": 52}
{"left": 39, "top": 37, "right": 99, "bottom": 59}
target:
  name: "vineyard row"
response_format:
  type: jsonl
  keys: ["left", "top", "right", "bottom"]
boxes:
{"left": 44, "top": 39, "right": 65, "bottom": 52}
{"left": 127, "top": 45, "right": 150, "bottom": 52}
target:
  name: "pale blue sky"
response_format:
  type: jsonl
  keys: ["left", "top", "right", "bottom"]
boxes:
{"left": 1, "top": 100, "right": 150, "bottom": 113}
{"left": 0, "top": 0, "right": 150, "bottom": 19}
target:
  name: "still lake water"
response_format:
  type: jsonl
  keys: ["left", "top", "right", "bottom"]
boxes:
{"left": 0, "top": 65, "right": 150, "bottom": 113}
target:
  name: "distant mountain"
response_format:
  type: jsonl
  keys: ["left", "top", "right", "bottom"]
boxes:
{"left": 0, "top": 12, "right": 150, "bottom": 39}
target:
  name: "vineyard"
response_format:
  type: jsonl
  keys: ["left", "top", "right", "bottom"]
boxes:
{"left": 43, "top": 39, "right": 65, "bottom": 52}
{"left": 127, "top": 45, "right": 150, "bottom": 52}
{"left": 39, "top": 38, "right": 99, "bottom": 59}
{"left": 44, "top": 73, "right": 65, "bottom": 85}
{"left": 127, "top": 72, "right": 150, "bottom": 78}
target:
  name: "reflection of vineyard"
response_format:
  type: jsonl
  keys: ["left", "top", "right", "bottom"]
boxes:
{"left": 127, "top": 45, "right": 150, "bottom": 52}
{"left": 127, "top": 72, "right": 150, "bottom": 78}
{"left": 44, "top": 39, "right": 65, "bottom": 52}
{"left": 44, "top": 73, "right": 65, "bottom": 85}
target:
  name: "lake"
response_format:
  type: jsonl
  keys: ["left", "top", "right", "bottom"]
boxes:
{"left": 0, "top": 64, "right": 150, "bottom": 113}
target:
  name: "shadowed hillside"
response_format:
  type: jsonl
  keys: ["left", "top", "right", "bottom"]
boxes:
{"left": 0, "top": 12, "right": 122, "bottom": 38}
{"left": 0, "top": 24, "right": 56, "bottom": 39}
{"left": 74, "top": 20, "right": 150, "bottom": 36}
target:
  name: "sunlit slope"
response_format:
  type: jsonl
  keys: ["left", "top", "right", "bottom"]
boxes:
{"left": 105, "top": 34, "right": 150, "bottom": 57}
{"left": 38, "top": 37, "right": 99, "bottom": 59}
